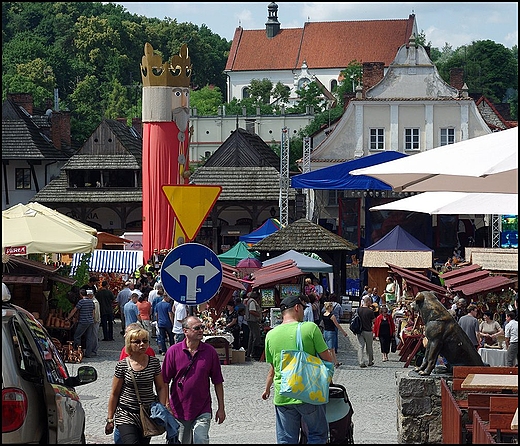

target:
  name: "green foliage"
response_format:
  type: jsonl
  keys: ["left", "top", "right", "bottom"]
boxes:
{"left": 52, "top": 253, "right": 91, "bottom": 313}
{"left": 190, "top": 85, "right": 223, "bottom": 115}
{"left": 248, "top": 78, "right": 274, "bottom": 105}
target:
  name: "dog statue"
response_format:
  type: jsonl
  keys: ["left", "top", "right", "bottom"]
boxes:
{"left": 411, "top": 291, "right": 484, "bottom": 375}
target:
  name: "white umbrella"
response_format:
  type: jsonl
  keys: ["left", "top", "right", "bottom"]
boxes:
{"left": 350, "top": 127, "right": 518, "bottom": 193}
{"left": 25, "top": 202, "right": 98, "bottom": 235}
{"left": 2, "top": 203, "right": 97, "bottom": 255}
{"left": 369, "top": 192, "right": 518, "bottom": 215}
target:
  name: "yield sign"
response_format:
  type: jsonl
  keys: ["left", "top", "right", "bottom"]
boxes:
{"left": 162, "top": 185, "right": 222, "bottom": 241}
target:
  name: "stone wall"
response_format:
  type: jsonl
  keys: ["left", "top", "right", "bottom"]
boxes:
{"left": 396, "top": 370, "right": 450, "bottom": 443}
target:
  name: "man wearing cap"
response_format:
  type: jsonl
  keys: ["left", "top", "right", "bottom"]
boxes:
{"left": 261, "top": 295, "right": 334, "bottom": 444}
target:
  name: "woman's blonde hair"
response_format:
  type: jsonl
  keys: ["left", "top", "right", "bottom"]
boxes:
{"left": 124, "top": 327, "right": 149, "bottom": 355}
{"left": 324, "top": 301, "right": 333, "bottom": 310}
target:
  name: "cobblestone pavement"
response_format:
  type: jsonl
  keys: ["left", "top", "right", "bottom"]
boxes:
{"left": 75, "top": 321, "right": 404, "bottom": 444}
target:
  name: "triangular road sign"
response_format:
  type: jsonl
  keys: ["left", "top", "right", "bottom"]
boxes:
{"left": 162, "top": 185, "right": 222, "bottom": 241}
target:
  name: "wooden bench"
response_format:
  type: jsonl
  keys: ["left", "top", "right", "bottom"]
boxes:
{"left": 452, "top": 365, "right": 518, "bottom": 391}
{"left": 441, "top": 378, "right": 464, "bottom": 444}
{"left": 488, "top": 396, "right": 518, "bottom": 443}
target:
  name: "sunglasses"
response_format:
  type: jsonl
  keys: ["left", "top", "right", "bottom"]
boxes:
{"left": 190, "top": 325, "right": 205, "bottom": 331}
{"left": 131, "top": 339, "right": 149, "bottom": 344}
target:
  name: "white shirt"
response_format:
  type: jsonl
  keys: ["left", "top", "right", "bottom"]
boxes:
{"left": 505, "top": 318, "right": 518, "bottom": 343}
{"left": 172, "top": 303, "right": 187, "bottom": 335}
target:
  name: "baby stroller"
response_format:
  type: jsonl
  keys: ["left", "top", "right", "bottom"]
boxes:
{"left": 327, "top": 383, "right": 354, "bottom": 444}
{"left": 299, "top": 383, "right": 354, "bottom": 444}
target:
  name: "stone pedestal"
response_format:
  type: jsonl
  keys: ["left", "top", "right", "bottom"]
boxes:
{"left": 396, "top": 369, "right": 451, "bottom": 443}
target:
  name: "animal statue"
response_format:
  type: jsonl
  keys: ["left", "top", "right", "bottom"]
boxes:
{"left": 411, "top": 291, "right": 484, "bottom": 375}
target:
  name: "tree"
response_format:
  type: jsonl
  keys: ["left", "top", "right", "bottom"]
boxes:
{"left": 436, "top": 40, "right": 518, "bottom": 105}
{"left": 190, "top": 85, "right": 223, "bottom": 115}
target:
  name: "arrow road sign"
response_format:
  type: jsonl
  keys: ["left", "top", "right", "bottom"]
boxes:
{"left": 160, "top": 243, "right": 223, "bottom": 305}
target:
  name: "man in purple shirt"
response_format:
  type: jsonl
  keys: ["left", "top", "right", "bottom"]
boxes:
{"left": 161, "top": 315, "right": 225, "bottom": 443}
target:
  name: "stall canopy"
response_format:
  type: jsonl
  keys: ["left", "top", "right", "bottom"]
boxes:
{"left": 363, "top": 225, "right": 433, "bottom": 268}
{"left": 350, "top": 127, "right": 518, "bottom": 194}
{"left": 369, "top": 191, "right": 518, "bottom": 215}
{"left": 239, "top": 218, "right": 281, "bottom": 244}
{"left": 290, "top": 151, "right": 407, "bottom": 190}
{"left": 2, "top": 203, "right": 97, "bottom": 255}
{"left": 262, "top": 249, "right": 334, "bottom": 273}
{"left": 217, "top": 241, "right": 258, "bottom": 267}
{"left": 70, "top": 249, "right": 143, "bottom": 275}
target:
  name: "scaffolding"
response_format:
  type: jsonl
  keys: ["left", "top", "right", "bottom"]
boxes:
{"left": 279, "top": 127, "right": 290, "bottom": 227}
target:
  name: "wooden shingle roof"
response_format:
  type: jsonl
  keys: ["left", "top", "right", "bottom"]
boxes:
{"left": 2, "top": 99, "right": 71, "bottom": 160}
{"left": 32, "top": 171, "right": 142, "bottom": 203}
{"left": 203, "top": 127, "right": 280, "bottom": 168}
{"left": 226, "top": 15, "right": 416, "bottom": 72}
{"left": 189, "top": 166, "right": 290, "bottom": 201}
{"left": 252, "top": 218, "right": 357, "bottom": 252}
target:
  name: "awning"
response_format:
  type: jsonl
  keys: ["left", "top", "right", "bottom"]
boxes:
{"left": 71, "top": 249, "right": 143, "bottom": 275}
{"left": 291, "top": 152, "right": 407, "bottom": 190}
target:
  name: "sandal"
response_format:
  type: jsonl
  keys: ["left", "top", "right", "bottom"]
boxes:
{"left": 334, "top": 362, "right": 343, "bottom": 368}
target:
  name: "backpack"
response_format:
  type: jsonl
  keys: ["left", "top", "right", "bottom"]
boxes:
{"left": 349, "top": 309, "right": 362, "bottom": 335}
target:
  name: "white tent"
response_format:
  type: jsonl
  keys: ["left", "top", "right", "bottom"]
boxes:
{"left": 369, "top": 192, "right": 518, "bottom": 215}
{"left": 2, "top": 203, "right": 97, "bottom": 255}
{"left": 262, "top": 249, "right": 333, "bottom": 273}
{"left": 350, "top": 127, "right": 518, "bottom": 194}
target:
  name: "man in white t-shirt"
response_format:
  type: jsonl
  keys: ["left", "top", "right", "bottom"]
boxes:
{"left": 172, "top": 301, "right": 188, "bottom": 344}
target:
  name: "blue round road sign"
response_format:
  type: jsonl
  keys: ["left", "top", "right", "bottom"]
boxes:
{"left": 160, "top": 243, "right": 223, "bottom": 305}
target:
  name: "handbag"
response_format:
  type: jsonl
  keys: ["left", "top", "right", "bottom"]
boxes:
{"left": 391, "top": 336, "right": 397, "bottom": 353}
{"left": 279, "top": 323, "right": 334, "bottom": 405}
{"left": 349, "top": 310, "right": 362, "bottom": 335}
{"left": 126, "top": 358, "right": 166, "bottom": 437}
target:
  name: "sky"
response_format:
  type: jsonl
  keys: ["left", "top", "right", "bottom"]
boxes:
{"left": 111, "top": 2, "right": 518, "bottom": 49}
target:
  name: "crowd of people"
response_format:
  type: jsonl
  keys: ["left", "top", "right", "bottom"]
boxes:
{"left": 62, "top": 269, "right": 517, "bottom": 444}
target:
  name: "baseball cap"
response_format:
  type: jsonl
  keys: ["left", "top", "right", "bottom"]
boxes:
{"left": 280, "top": 295, "right": 303, "bottom": 311}
{"left": 125, "top": 281, "right": 132, "bottom": 286}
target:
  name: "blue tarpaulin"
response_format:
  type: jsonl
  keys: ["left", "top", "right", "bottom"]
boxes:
{"left": 290, "top": 152, "right": 408, "bottom": 190}
{"left": 365, "top": 225, "right": 432, "bottom": 252}
{"left": 239, "top": 218, "right": 281, "bottom": 244}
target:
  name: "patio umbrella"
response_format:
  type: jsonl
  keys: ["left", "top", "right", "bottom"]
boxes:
{"left": 236, "top": 257, "right": 262, "bottom": 274}
{"left": 350, "top": 127, "right": 518, "bottom": 194}
{"left": 369, "top": 192, "right": 518, "bottom": 215}
{"left": 2, "top": 203, "right": 98, "bottom": 255}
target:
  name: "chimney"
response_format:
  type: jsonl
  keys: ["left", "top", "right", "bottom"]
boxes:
{"left": 8, "top": 93, "right": 34, "bottom": 115}
{"left": 450, "top": 68, "right": 464, "bottom": 91}
{"left": 362, "top": 62, "right": 385, "bottom": 97}
{"left": 50, "top": 111, "right": 71, "bottom": 150}
{"left": 265, "top": 2, "right": 280, "bottom": 38}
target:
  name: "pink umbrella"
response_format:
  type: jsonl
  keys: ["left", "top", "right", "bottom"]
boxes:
{"left": 236, "top": 257, "right": 262, "bottom": 275}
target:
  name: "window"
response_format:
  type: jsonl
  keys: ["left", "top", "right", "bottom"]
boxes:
{"left": 328, "top": 190, "right": 344, "bottom": 206}
{"left": 440, "top": 128, "right": 455, "bottom": 146}
{"left": 242, "top": 87, "right": 250, "bottom": 99}
{"left": 369, "top": 128, "right": 385, "bottom": 150}
{"left": 404, "top": 128, "right": 420, "bottom": 151}
{"left": 15, "top": 168, "right": 31, "bottom": 189}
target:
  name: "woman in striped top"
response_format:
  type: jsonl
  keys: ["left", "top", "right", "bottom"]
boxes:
{"left": 105, "top": 327, "right": 168, "bottom": 443}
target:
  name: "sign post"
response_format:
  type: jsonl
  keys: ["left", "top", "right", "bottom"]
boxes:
{"left": 160, "top": 243, "right": 223, "bottom": 306}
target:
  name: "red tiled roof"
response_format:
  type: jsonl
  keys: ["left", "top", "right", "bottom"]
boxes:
{"left": 441, "top": 264, "right": 482, "bottom": 279}
{"left": 226, "top": 16, "right": 415, "bottom": 72}
{"left": 443, "top": 270, "right": 490, "bottom": 288}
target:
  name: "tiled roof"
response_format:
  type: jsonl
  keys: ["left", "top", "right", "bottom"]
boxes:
{"left": 2, "top": 99, "right": 71, "bottom": 160}
{"left": 252, "top": 218, "right": 357, "bottom": 251}
{"left": 226, "top": 16, "right": 415, "bottom": 71}
{"left": 189, "top": 166, "right": 291, "bottom": 201}
{"left": 32, "top": 171, "right": 142, "bottom": 203}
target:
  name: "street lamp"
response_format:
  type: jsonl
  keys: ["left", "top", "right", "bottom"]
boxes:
{"left": 350, "top": 74, "right": 355, "bottom": 92}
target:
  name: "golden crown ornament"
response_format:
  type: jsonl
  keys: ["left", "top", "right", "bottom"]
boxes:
{"left": 140, "top": 42, "right": 192, "bottom": 87}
